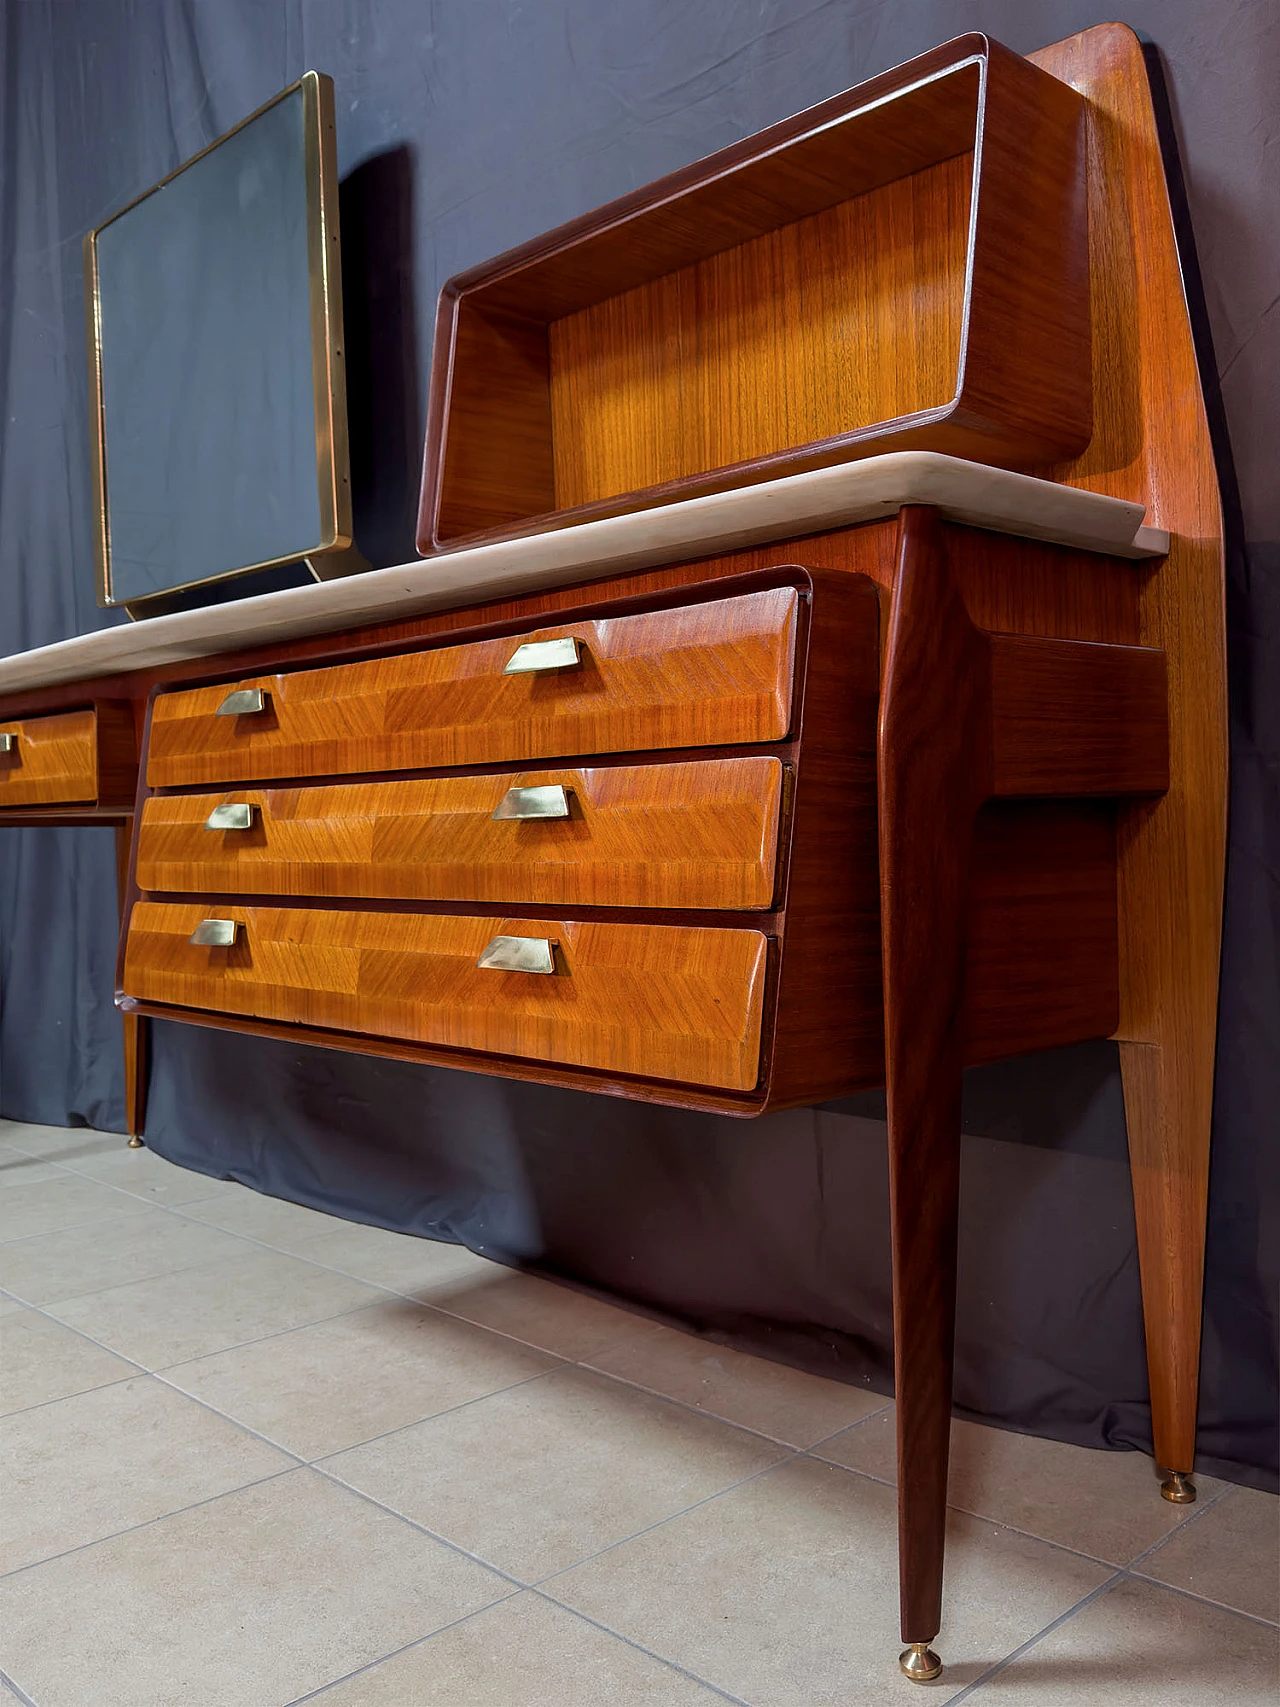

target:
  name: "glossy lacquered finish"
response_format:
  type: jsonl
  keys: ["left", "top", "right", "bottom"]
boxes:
{"left": 418, "top": 35, "right": 1089, "bottom": 550}
{"left": 135, "top": 757, "right": 787, "bottom": 910}
{"left": 145, "top": 588, "right": 799, "bottom": 789}
{"left": 0, "top": 705, "right": 136, "bottom": 813}
{"left": 122, "top": 903, "right": 771, "bottom": 1092}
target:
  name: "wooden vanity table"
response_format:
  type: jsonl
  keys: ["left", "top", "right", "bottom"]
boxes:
{"left": 0, "top": 22, "right": 1224, "bottom": 1685}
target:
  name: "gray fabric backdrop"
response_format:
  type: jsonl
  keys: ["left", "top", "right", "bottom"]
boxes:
{"left": 1, "top": 0, "right": 1275, "bottom": 1487}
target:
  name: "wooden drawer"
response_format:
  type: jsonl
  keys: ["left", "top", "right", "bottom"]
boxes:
{"left": 0, "top": 711, "right": 98, "bottom": 807}
{"left": 0, "top": 706, "right": 138, "bottom": 813}
{"left": 122, "top": 904, "right": 769, "bottom": 1091}
{"left": 144, "top": 587, "right": 799, "bottom": 788}
{"left": 135, "top": 756, "right": 786, "bottom": 910}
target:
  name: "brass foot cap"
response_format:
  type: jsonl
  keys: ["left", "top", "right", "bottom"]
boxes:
{"left": 127, "top": 1135, "right": 145, "bottom": 1149}
{"left": 899, "top": 1642, "right": 943, "bottom": 1683}
{"left": 1160, "top": 1470, "right": 1196, "bottom": 1504}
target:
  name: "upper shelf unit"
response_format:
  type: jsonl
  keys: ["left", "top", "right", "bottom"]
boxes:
{"left": 418, "top": 33, "right": 1091, "bottom": 554}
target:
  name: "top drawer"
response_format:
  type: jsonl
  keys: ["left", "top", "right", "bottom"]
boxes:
{"left": 145, "top": 587, "right": 799, "bottom": 789}
{"left": 0, "top": 710, "right": 99, "bottom": 808}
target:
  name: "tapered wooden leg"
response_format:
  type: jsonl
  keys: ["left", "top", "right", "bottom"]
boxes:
{"left": 1111, "top": 515, "right": 1226, "bottom": 1500}
{"left": 1120, "top": 1032, "right": 1214, "bottom": 1494}
{"left": 122, "top": 1010, "right": 148, "bottom": 1145}
{"left": 879, "top": 510, "right": 992, "bottom": 1672}
{"left": 114, "top": 823, "right": 147, "bottom": 1146}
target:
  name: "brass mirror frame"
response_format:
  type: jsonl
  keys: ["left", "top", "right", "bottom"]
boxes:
{"left": 84, "top": 71, "right": 358, "bottom": 616}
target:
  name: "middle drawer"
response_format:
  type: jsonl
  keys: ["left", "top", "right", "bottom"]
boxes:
{"left": 136, "top": 756, "right": 786, "bottom": 910}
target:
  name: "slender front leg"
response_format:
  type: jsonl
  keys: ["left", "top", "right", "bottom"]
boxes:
{"left": 114, "top": 822, "right": 147, "bottom": 1145}
{"left": 879, "top": 509, "right": 992, "bottom": 1679}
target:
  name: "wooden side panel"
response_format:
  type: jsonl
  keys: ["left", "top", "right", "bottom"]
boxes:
{"left": 0, "top": 710, "right": 98, "bottom": 808}
{"left": 145, "top": 588, "right": 799, "bottom": 789}
{"left": 965, "top": 801, "right": 1119, "bottom": 1062}
{"left": 548, "top": 155, "right": 971, "bottom": 511}
{"left": 765, "top": 571, "right": 885, "bottom": 1104}
{"left": 435, "top": 302, "right": 556, "bottom": 541}
{"left": 135, "top": 757, "right": 786, "bottom": 910}
{"left": 122, "top": 905, "right": 770, "bottom": 1092}
{"left": 1032, "top": 24, "right": 1228, "bottom": 1479}
{"left": 989, "top": 633, "right": 1168, "bottom": 796}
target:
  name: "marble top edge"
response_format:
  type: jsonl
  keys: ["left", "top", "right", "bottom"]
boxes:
{"left": 0, "top": 454, "right": 1169, "bottom": 696}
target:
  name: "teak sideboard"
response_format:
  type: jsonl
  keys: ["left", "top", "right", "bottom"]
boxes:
{"left": 0, "top": 23, "right": 1225, "bottom": 1686}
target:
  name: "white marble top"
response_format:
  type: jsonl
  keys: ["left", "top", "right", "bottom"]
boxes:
{"left": 0, "top": 453, "right": 1167, "bottom": 695}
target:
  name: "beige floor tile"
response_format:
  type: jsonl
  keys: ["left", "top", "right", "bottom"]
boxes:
{"left": 58, "top": 1145, "right": 237, "bottom": 1208}
{"left": 817, "top": 1408, "right": 1224, "bottom": 1565}
{"left": 292, "top": 1221, "right": 501, "bottom": 1295}
{"left": 0, "top": 1375, "right": 291, "bottom": 1572}
{"left": 308, "top": 1590, "right": 726, "bottom": 1705}
{"left": 1137, "top": 1485, "right": 1280, "bottom": 1623}
{"left": 323, "top": 1363, "right": 787, "bottom": 1581}
{"left": 0, "top": 1468, "right": 510, "bottom": 1707}
{"left": 0, "top": 1122, "right": 123, "bottom": 1162}
{"left": 422, "top": 1268, "right": 652, "bottom": 1360}
{"left": 181, "top": 1187, "right": 349, "bottom": 1249}
{"left": 47, "top": 1246, "right": 387, "bottom": 1367}
{"left": 588, "top": 1320, "right": 890, "bottom": 1447}
{"left": 0, "top": 1147, "right": 64, "bottom": 1190}
{"left": 0, "top": 1305, "right": 136, "bottom": 1414}
{"left": 0, "top": 1291, "right": 24, "bottom": 1317}
{"left": 0, "top": 1173, "right": 141, "bottom": 1242}
{"left": 0, "top": 1205, "right": 250, "bottom": 1305}
{"left": 965, "top": 1574, "right": 1279, "bottom": 1704}
{"left": 162, "top": 1298, "right": 560, "bottom": 1458}
{"left": 552, "top": 1455, "right": 1112, "bottom": 1706}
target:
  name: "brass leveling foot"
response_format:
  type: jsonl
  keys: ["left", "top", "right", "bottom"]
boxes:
{"left": 899, "top": 1642, "right": 943, "bottom": 1682}
{"left": 1160, "top": 1469, "right": 1196, "bottom": 1504}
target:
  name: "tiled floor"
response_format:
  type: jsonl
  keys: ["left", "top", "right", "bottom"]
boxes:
{"left": 0, "top": 1119, "right": 1275, "bottom": 1707}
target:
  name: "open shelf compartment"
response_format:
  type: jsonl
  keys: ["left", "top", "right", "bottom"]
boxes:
{"left": 419, "top": 33, "right": 1090, "bottom": 552}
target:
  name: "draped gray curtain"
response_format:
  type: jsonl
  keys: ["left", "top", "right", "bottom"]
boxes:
{"left": 1, "top": 0, "right": 1275, "bottom": 1488}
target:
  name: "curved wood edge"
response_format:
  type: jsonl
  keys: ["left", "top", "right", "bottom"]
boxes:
{"left": 1031, "top": 23, "right": 1228, "bottom": 1479}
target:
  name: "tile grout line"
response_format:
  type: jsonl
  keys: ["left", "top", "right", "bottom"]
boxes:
{"left": 175, "top": 1365, "right": 565, "bottom": 1467}
{"left": 279, "top": 1590, "right": 528, "bottom": 1706}
{"left": 1112, "top": 1566, "right": 1280, "bottom": 1630}
{"left": 0, "top": 1667, "right": 39, "bottom": 1707}
{"left": 0, "top": 1465, "right": 301, "bottom": 1583}
{"left": 1122, "top": 1478, "right": 1236, "bottom": 1570}
{"left": 528, "top": 1587, "right": 757, "bottom": 1705}
{"left": 283, "top": 1587, "right": 752, "bottom": 1707}
{"left": 942, "top": 1569, "right": 1130, "bottom": 1703}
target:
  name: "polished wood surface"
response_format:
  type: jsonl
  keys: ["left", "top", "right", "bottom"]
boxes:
{"left": 1031, "top": 23, "right": 1228, "bottom": 1483}
{"left": 421, "top": 35, "right": 1089, "bottom": 548}
{"left": 0, "top": 710, "right": 98, "bottom": 807}
{"left": 145, "top": 588, "right": 799, "bottom": 789}
{"left": 135, "top": 757, "right": 786, "bottom": 910}
{"left": 547, "top": 154, "right": 972, "bottom": 512}
{"left": 122, "top": 904, "right": 770, "bottom": 1092}
{"left": 879, "top": 508, "right": 989, "bottom": 1646}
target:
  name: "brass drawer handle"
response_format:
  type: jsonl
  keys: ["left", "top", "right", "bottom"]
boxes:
{"left": 0, "top": 733, "right": 14, "bottom": 754}
{"left": 503, "top": 636, "right": 580, "bottom": 675}
{"left": 189, "top": 918, "right": 239, "bottom": 947}
{"left": 491, "top": 785, "right": 570, "bottom": 821}
{"left": 204, "top": 803, "right": 255, "bottom": 831}
{"left": 215, "top": 688, "right": 269, "bottom": 716}
{"left": 476, "top": 934, "right": 557, "bottom": 975}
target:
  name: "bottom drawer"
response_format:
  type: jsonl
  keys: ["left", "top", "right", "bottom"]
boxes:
{"left": 122, "top": 903, "right": 769, "bottom": 1092}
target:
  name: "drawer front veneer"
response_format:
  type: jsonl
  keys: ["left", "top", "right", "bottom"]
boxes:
{"left": 0, "top": 711, "right": 98, "bottom": 807}
{"left": 135, "top": 757, "right": 786, "bottom": 909}
{"left": 145, "top": 589, "right": 799, "bottom": 788}
{"left": 122, "top": 904, "right": 769, "bottom": 1091}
